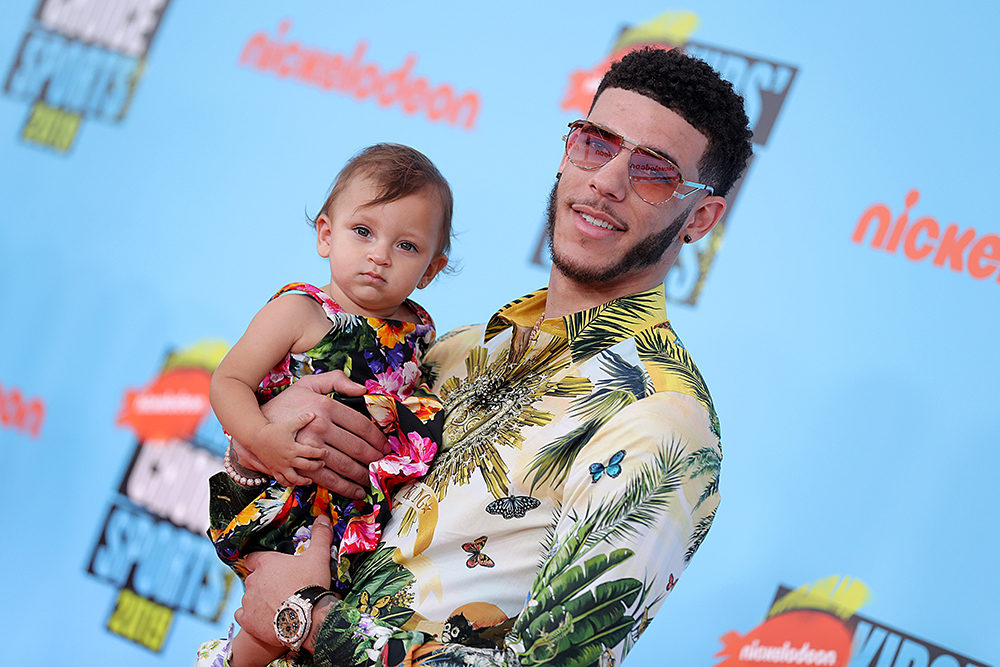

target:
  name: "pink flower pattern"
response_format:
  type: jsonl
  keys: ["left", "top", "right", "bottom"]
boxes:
{"left": 339, "top": 504, "right": 382, "bottom": 556}
{"left": 364, "top": 360, "right": 421, "bottom": 401}
{"left": 370, "top": 432, "right": 437, "bottom": 493}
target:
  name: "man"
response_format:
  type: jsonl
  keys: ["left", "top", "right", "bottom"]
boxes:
{"left": 205, "top": 46, "right": 753, "bottom": 667}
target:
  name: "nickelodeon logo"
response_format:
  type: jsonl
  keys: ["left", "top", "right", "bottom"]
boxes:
{"left": 240, "top": 21, "right": 481, "bottom": 130}
{"left": 116, "top": 367, "right": 212, "bottom": 441}
{"left": 0, "top": 380, "right": 45, "bottom": 439}
{"left": 853, "top": 190, "right": 1000, "bottom": 282}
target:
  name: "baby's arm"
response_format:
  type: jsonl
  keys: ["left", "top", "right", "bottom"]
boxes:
{"left": 210, "top": 294, "right": 329, "bottom": 486}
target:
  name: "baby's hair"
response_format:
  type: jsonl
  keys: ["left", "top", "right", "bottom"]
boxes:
{"left": 311, "top": 143, "right": 454, "bottom": 256}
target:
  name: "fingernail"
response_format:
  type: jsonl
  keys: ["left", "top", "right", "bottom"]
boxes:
{"left": 354, "top": 488, "right": 367, "bottom": 500}
{"left": 316, "top": 515, "right": 330, "bottom": 526}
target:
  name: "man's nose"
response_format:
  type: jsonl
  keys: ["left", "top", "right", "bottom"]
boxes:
{"left": 588, "top": 150, "right": 630, "bottom": 202}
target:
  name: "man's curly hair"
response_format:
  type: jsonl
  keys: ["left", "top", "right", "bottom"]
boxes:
{"left": 593, "top": 47, "right": 753, "bottom": 198}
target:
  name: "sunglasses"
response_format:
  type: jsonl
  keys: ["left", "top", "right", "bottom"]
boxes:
{"left": 563, "top": 120, "right": 714, "bottom": 205}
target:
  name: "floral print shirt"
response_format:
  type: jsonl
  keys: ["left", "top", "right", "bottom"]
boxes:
{"left": 199, "top": 284, "right": 721, "bottom": 667}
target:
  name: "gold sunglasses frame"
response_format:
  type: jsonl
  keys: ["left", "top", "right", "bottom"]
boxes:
{"left": 563, "top": 120, "right": 715, "bottom": 204}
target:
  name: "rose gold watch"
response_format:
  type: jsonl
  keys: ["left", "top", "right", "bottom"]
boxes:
{"left": 273, "top": 585, "right": 334, "bottom": 654}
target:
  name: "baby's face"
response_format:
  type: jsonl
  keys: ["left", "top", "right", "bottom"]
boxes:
{"left": 315, "top": 175, "right": 448, "bottom": 320}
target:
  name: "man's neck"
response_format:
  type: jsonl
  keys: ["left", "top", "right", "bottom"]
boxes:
{"left": 544, "top": 267, "right": 666, "bottom": 319}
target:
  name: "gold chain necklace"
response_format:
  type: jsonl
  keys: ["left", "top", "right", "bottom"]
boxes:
{"left": 528, "top": 313, "right": 545, "bottom": 344}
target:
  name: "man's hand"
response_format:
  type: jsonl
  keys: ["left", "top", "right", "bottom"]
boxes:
{"left": 261, "top": 371, "right": 390, "bottom": 499}
{"left": 234, "top": 515, "right": 336, "bottom": 645}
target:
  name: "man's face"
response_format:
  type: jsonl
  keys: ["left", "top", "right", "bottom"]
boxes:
{"left": 547, "top": 88, "right": 710, "bottom": 290}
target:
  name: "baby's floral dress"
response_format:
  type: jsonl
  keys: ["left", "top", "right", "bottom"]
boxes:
{"left": 207, "top": 283, "right": 443, "bottom": 591}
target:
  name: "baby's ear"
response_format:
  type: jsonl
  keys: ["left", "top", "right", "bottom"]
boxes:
{"left": 418, "top": 253, "right": 449, "bottom": 289}
{"left": 316, "top": 213, "right": 333, "bottom": 258}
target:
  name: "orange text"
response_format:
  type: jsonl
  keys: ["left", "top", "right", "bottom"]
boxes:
{"left": 853, "top": 190, "right": 1000, "bottom": 282}
{"left": 239, "top": 21, "right": 481, "bottom": 131}
{"left": 0, "top": 380, "right": 45, "bottom": 438}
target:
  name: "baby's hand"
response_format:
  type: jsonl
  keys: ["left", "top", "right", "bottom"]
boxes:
{"left": 249, "top": 413, "right": 327, "bottom": 486}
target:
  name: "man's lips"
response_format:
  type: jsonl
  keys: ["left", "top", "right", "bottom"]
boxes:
{"left": 572, "top": 205, "right": 625, "bottom": 233}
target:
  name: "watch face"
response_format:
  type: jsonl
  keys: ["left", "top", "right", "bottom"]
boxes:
{"left": 275, "top": 607, "right": 303, "bottom": 642}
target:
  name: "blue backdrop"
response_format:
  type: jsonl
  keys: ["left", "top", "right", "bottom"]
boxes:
{"left": 1, "top": 2, "right": 996, "bottom": 666}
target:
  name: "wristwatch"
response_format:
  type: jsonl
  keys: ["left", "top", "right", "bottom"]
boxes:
{"left": 273, "top": 585, "right": 334, "bottom": 654}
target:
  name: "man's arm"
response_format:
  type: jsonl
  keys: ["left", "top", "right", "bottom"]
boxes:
{"left": 232, "top": 516, "right": 335, "bottom": 654}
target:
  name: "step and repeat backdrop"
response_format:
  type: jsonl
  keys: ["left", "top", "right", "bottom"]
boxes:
{"left": 1, "top": 2, "right": 997, "bottom": 666}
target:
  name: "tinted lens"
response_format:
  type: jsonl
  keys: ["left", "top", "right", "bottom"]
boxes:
{"left": 629, "top": 148, "right": 681, "bottom": 203}
{"left": 566, "top": 123, "right": 620, "bottom": 169}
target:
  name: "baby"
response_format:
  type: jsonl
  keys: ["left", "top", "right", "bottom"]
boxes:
{"left": 206, "top": 143, "right": 452, "bottom": 667}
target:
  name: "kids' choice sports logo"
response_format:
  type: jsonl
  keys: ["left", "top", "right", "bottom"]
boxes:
{"left": 117, "top": 366, "right": 212, "bottom": 441}
{"left": 87, "top": 341, "right": 234, "bottom": 653}
{"left": 532, "top": 10, "right": 798, "bottom": 306}
{"left": 3, "top": 0, "right": 172, "bottom": 153}
{"left": 714, "top": 576, "right": 991, "bottom": 667}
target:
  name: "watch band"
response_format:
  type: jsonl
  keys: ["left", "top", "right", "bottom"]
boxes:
{"left": 295, "top": 585, "right": 332, "bottom": 605}
{"left": 273, "top": 585, "right": 335, "bottom": 654}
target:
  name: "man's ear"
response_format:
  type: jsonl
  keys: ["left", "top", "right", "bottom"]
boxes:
{"left": 682, "top": 196, "right": 727, "bottom": 243}
{"left": 417, "top": 253, "right": 449, "bottom": 289}
{"left": 316, "top": 213, "right": 332, "bottom": 258}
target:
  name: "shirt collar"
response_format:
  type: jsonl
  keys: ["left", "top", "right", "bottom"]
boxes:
{"left": 485, "top": 284, "right": 670, "bottom": 360}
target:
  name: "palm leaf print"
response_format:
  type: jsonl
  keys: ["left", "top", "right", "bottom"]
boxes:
{"left": 532, "top": 440, "right": 685, "bottom": 583}
{"left": 526, "top": 394, "right": 626, "bottom": 492}
{"left": 519, "top": 552, "right": 641, "bottom": 667}
{"left": 596, "top": 347, "right": 654, "bottom": 397}
{"left": 419, "top": 358, "right": 440, "bottom": 391}
{"left": 530, "top": 579, "right": 641, "bottom": 667}
{"left": 684, "top": 446, "right": 721, "bottom": 510}
{"left": 529, "top": 549, "right": 634, "bottom": 614}
{"left": 512, "top": 443, "right": 689, "bottom": 665}
{"left": 585, "top": 440, "right": 686, "bottom": 550}
{"left": 342, "top": 545, "right": 416, "bottom": 628}
{"left": 525, "top": 351, "right": 653, "bottom": 492}
{"left": 635, "top": 329, "right": 721, "bottom": 438}
{"left": 685, "top": 508, "right": 716, "bottom": 563}
{"left": 566, "top": 291, "right": 663, "bottom": 363}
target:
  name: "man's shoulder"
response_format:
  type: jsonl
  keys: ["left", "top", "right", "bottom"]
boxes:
{"left": 434, "top": 323, "right": 487, "bottom": 346}
{"left": 426, "top": 323, "right": 487, "bottom": 361}
{"left": 423, "top": 323, "right": 488, "bottom": 394}
{"left": 617, "top": 323, "right": 720, "bottom": 440}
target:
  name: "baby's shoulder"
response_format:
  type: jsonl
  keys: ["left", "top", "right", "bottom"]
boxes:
{"left": 256, "top": 289, "right": 332, "bottom": 336}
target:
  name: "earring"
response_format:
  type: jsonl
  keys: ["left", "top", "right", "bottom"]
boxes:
{"left": 555, "top": 172, "right": 562, "bottom": 180}
{"left": 683, "top": 235, "right": 693, "bottom": 243}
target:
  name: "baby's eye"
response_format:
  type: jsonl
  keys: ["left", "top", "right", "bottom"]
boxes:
{"left": 353, "top": 226, "right": 372, "bottom": 238}
{"left": 398, "top": 241, "right": 418, "bottom": 252}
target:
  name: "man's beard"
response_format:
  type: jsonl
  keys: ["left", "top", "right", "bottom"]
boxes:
{"left": 544, "top": 180, "right": 689, "bottom": 284}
